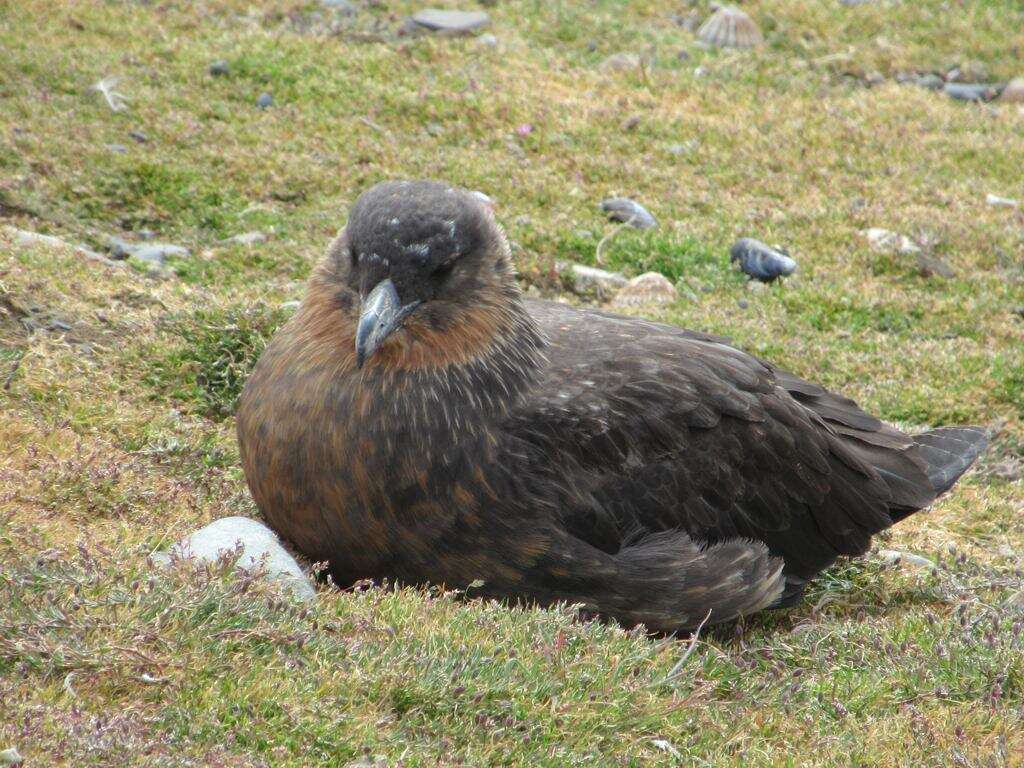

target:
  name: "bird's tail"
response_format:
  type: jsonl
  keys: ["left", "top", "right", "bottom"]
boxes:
{"left": 602, "top": 531, "right": 786, "bottom": 633}
{"left": 913, "top": 427, "right": 988, "bottom": 496}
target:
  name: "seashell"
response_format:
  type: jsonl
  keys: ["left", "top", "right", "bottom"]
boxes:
{"left": 729, "top": 238, "right": 797, "bottom": 282}
{"left": 600, "top": 198, "right": 657, "bottom": 229}
{"left": 697, "top": 6, "right": 763, "bottom": 49}
{"left": 610, "top": 273, "right": 677, "bottom": 308}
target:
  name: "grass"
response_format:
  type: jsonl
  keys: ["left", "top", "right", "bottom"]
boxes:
{"left": 1, "top": 0, "right": 1024, "bottom": 764}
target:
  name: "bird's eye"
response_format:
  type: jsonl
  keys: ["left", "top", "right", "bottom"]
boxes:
{"left": 432, "top": 260, "right": 456, "bottom": 279}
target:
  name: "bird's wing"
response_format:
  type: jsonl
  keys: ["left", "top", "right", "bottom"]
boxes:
{"left": 501, "top": 300, "right": 936, "bottom": 579}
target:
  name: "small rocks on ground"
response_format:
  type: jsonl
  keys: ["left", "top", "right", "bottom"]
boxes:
{"left": 106, "top": 143, "right": 128, "bottom": 154}
{"left": 599, "top": 52, "right": 641, "bottom": 72}
{"left": 610, "top": 272, "right": 677, "bottom": 308}
{"left": 944, "top": 82, "right": 1003, "bottom": 103}
{"left": 697, "top": 6, "right": 763, "bottom": 49}
{"left": 280, "top": 300, "right": 302, "bottom": 312}
{"left": 477, "top": 33, "right": 498, "bottom": 47}
{"left": 129, "top": 130, "right": 148, "bottom": 143}
{"left": 321, "top": 0, "right": 357, "bottom": 13}
{"left": 6, "top": 226, "right": 123, "bottom": 268}
{"left": 410, "top": 9, "right": 490, "bottom": 35}
{"left": 862, "top": 227, "right": 920, "bottom": 255}
{"left": 986, "top": 193, "right": 1020, "bottom": 208}
{"left": 946, "top": 60, "right": 989, "bottom": 84}
{"left": 600, "top": 197, "right": 657, "bottom": 229}
{"left": 209, "top": 60, "right": 230, "bottom": 77}
{"left": 729, "top": 238, "right": 797, "bottom": 282}
{"left": 999, "top": 77, "right": 1024, "bottom": 103}
{"left": 0, "top": 747, "right": 22, "bottom": 766}
{"left": 916, "top": 253, "right": 956, "bottom": 280}
{"left": 914, "top": 73, "right": 945, "bottom": 91}
{"left": 154, "top": 516, "right": 316, "bottom": 602}
{"left": 876, "top": 549, "right": 937, "bottom": 572}
{"left": 257, "top": 92, "right": 274, "bottom": 109}
{"left": 221, "top": 230, "right": 268, "bottom": 246}
{"left": 557, "top": 262, "right": 628, "bottom": 299}
{"left": 106, "top": 236, "right": 189, "bottom": 265}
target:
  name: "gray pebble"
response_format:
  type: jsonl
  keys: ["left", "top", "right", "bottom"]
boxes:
{"left": 599, "top": 52, "right": 641, "bottom": 72}
{"left": 209, "top": 60, "right": 230, "bottom": 77}
{"left": 106, "top": 143, "right": 128, "bottom": 154}
{"left": 129, "top": 130, "right": 148, "bottom": 143}
{"left": 106, "top": 236, "right": 189, "bottom": 265}
{"left": 915, "top": 73, "right": 945, "bottom": 91}
{"left": 411, "top": 9, "right": 490, "bottom": 34}
{"left": 600, "top": 197, "right": 657, "bottom": 229}
{"left": 280, "top": 300, "right": 302, "bottom": 312}
{"left": 916, "top": 253, "right": 956, "bottom": 280}
{"left": 730, "top": 238, "right": 797, "bottom": 282}
{"left": 257, "top": 92, "right": 274, "bottom": 109}
{"left": 321, "top": 0, "right": 357, "bottom": 14}
{"left": 737, "top": 299, "right": 749, "bottom": 309}
{"left": 944, "top": 82, "right": 1003, "bottom": 102}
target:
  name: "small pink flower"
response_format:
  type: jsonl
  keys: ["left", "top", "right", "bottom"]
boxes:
{"left": 516, "top": 123, "right": 534, "bottom": 136}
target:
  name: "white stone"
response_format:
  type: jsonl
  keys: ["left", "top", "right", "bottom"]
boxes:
{"left": 876, "top": 549, "right": 936, "bottom": 572}
{"left": 558, "top": 262, "right": 628, "bottom": 298}
{"left": 5, "top": 226, "right": 125, "bottom": 268}
{"left": 599, "top": 53, "right": 641, "bottom": 72}
{"left": 610, "top": 272, "right": 678, "bottom": 308}
{"left": 156, "top": 516, "right": 315, "bottom": 602}
{"left": 411, "top": 9, "right": 490, "bottom": 34}
{"left": 222, "top": 231, "right": 268, "bottom": 245}
{"left": 862, "top": 227, "right": 920, "bottom": 255}
{"left": 0, "top": 748, "right": 22, "bottom": 767}
{"left": 986, "top": 193, "right": 1020, "bottom": 208}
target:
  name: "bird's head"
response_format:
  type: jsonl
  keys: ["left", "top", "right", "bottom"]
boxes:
{"left": 323, "top": 180, "right": 523, "bottom": 371}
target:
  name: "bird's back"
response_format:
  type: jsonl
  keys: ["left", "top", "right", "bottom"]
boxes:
{"left": 501, "top": 300, "right": 986, "bottom": 587}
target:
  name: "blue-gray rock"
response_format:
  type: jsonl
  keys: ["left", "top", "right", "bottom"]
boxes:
{"left": 600, "top": 197, "right": 657, "bottom": 229}
{"left": 154, "top": 516, "right": 315, "bottom": 602}
{"left": 132, "top": 244, "right": 189, "bottom": 265}
{"left": 209, "top": 60, "right": 230, "bottom": 77}
{"left": 106, "top": 236, "right": 189, "bottom": 265}
{"left": 411, "top": 9, "right": 490, "bottom": 34}
{"left": 321, "top": 0, "right": 357, "bottom": 14}
{"left": 129, "top": 130, "right": 148, "bottom": 143}
{"left": 257, "top": 92, "right": 274, "bottom": 109}
{"left": 944, "top": 82, "right": 1003, "bottom": 102}
{"left": 106, "top": 143, "right": 128, "bottom": 154}
{"left": 730, "top": 238, "right": 797, "bottom": 282}
{"left": 915, "top": 73, "right": 945, "bottom": 91}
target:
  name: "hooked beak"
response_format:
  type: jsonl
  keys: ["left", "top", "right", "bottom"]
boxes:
{"left": 355, "top": 278, "right": 420, "bottom": 369}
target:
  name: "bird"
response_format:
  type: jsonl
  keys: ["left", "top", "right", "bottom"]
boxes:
{"left": 236, "top": 180, "right": 987, "bottom": 633}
